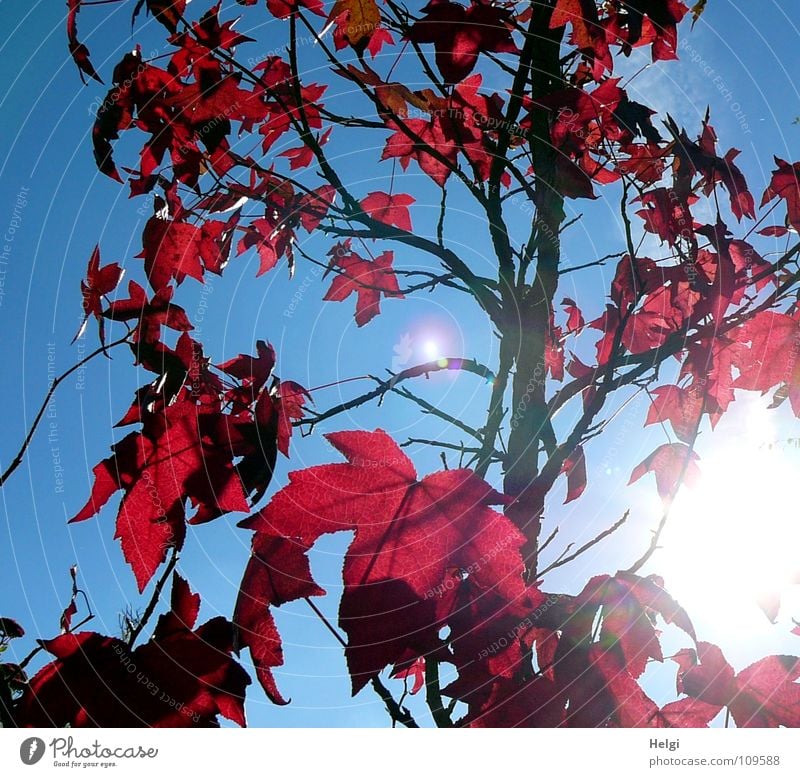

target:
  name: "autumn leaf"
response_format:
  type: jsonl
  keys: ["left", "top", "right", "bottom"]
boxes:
{"left": 551, "top": 0, "right": 611, "bottom": 79}
{"left": 234, "top": 535, "right": 324, "bottom": 704}
{"left": 407, "top": 0, "right": 517, "bottom": 84}
{"left": 131, "top": 0, "right": 187, "bottom": 34}
{"left": 72, "top": 394, "right": 249, "bottom": 591}
{"left": 392, "top": 657, "right": 426, "bottom": 695}
{"left": 328, "top": 0, "right": 381, "bottom": 54}
{"left": 17, "top": 574, "right": 250, "bottom": 727}
{"left": 629, "top": 443, "right": 701, "bottom": 502}
{"left": 560, "top": 445, "right": 587, "bottom": 503}
{"left": 561, "top": 297, "right": 585, "bottom": 333}
{"left": 360, "top": 191, "right": 415, "bottom": 231}
{"left": 323, "top": 246, "right": 403, "bottom": 326}
{"left": 239, "top": 429, "right": 525, "bottom": 696}
{"left": 644, "top": 385, "right": 705, "bottom": 443}
{"left": 675, "top": 642, "right": 800, "bottom": 727}
{"left": 67, "top": 1, "right": 103, "bottom": 84}
{"left": 265, "top": 0, "right": 325, "bottom": 20}
{"left": 140, "top": 212, "right": 239, "bottom": 290}
{"left": 76, "top": 245, "right": 124, "bottom": 344}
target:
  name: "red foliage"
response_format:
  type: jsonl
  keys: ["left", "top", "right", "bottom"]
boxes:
{"left": 36, "top": 0, "right": 800, "bottom": 730}
{"left": 16, "top": 575, "right": 249, "bottom": 727}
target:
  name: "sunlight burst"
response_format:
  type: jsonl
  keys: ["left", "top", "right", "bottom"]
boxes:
{"left": 657, "top": 402, "right": 800, "bottom": 633}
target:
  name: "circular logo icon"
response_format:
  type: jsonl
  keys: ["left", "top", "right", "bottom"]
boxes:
{"left": 19, "top": 737, "right": 45, "bottom": 766}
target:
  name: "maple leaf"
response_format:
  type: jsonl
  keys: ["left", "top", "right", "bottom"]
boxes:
{"left": 17, "top": 574, "right": 250, "bottom": 727}
{"left": 732, "top": 311, "right": 800, "bottom": 414}
{"left": 234, "top": 535, "right": 324, "bottom": 704}
{"left": 561, "top": 297, "right": 585, "bottom": 332}
{"left": 274, "top": 380, "right": 310, "bottom": 456}
{"left": 645, "top": 384, "right": 705, "bottom": 443}
{"left": 328, "top": 0, "right": 382, "bottom": 55}
{"left": 635, "top": 187, "right": 695, "bottom": 245}
{"left": 237, "top": 203, "right": 297, "bottom": 277}
{"left": 367, "top": 26, "right": 395, "bottom": 57}
{"left": 607, "top": 0, "right": 689, "bottom": 62}
{"left": 265, "top": 0, "right": 325, "bottom": 20}
{"left": 140, "top": 213, "right": 238, "bottom": 290}
{"left": 360, "top": 191, "right": 415, "bottom": 231}
{"left": 218, "top": 340, "right": 277, "bottom": 394}
{"left": 239, "top": 429, "right": 525, "bottom": 696}
{"left": 72, "top": 395, "right": 249, "bottom": 591}
{"left": 323, "top": 247, "right": 403, "bottom": 326}
{"left": 655, "top": 697, "right": 720, "bottom": 727}
{"left": 667, "top": 119, "right": 755, "bottom": 221}
{"left": 104, "top": 281, "right": 193, "bottom": 354}
{"left": 551, "top": 0, "right": 612, "bottom": 79}
{"left": 67, "top": 1, "right": 103, "bottom": 84}
{"left": 92, "top": 51, "right": 183, "bottom": 183}
{"left": 407, "top": 0, "right": 517, "bottom": 84}
{"left": 214, "top": 340, "right": 309, "bottom": 504}
{"left": 76, "top": 245, "right": 124, "bottom": 344}
{"left": 675, "top": 643, "right": 800, "bottom": 727}
{"left": 560, "top": 445, "right": 587, "bottom": 503}
{"left": 381, "top": 117, "right": 458, "bottom": 187}
{"left": 298, "top": 185, "right": 338, "bottom": 232}
{"left": 545, "top": 573, "right": 696, "bottom": 727}
{"left": 391, "top": 657, "right": 426, "bottom": 695}
{"left": 131, "top": 0, "right": 187, "bottom": 34}
{"left": 0, "top": 617, "right": 24, "bottom": 640}
{"left": 629, "top": 443, "right": 701, "bottom": 502}
{"left": 762, "top": 157, "right": 800, "bottom": 232}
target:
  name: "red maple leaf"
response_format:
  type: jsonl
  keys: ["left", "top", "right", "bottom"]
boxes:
{"left": 561, "top": 297, "right": 585, "bottom": 333}
{"left": 140, "top": 213, "right": 238, "bottom": 291}
{"left": 104, "top": 281, "right": 193, "bottom": 350}
{"left": 72, "top": 395, "right": 249, "bottom": 591}
{"left": 644, "top": 384, "right": 705, "bottom": 443}
{"left": 76, "top": 245, "right": 124, "bottom": 344}
{"left": 560, "top": 445, "right": 587, "bottom": 503}
{"left": 629, "top": 443, "right": 701, "bottom": 502}
{"left": 605, "top": 0, "right": 688, "bottom": 62}
{"left": 265, "top": 0, "right": 325, "bottom": 20}
{"left": 360, "top": 191, "right": 415, "bottom": 231}
{"left": 16, "top": 574, "right": 250, "bottom": 727}
{"left": 323, "top": 246, "right": 403, "bottom": 326}
{"left": 675, "top": 642, "right": 800, "bottom": 728}
{"left": 381, "top": 117, "right": 458, "bottom": 187}
{"left": 551, "top": 0, "right": 612, "bottom": 79}
{"left": 233, "top": 535, "right": 324, "bottom": 704}
{"left": 67, "top": 1, "right": 103, "bottom": 84}
{"left": 732, "top": 311, "right": 800, "bottom": 412}
{"left": 407, "top": 0, "right": 517, "bottom": 84}
{"left": 238, "top": 429, "right": 525, "bottom": 697}
{"left": 761, "top": 158, "right": 800, "bottom": 231}
{"left": 218, "top": 340, "right": 277, "bottom": 394}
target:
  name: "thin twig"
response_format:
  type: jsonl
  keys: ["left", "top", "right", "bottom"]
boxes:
{"left": 539, "top": 510, "right": 631, "bottom": 577}
{"left": 127, "top": 547, "right": 179, "bottom": 647}
{"left": 0, "top": 334, "right": 131, "bottom": 488}
{"left": 303, "top": 598, "right": 419, "bottom": 728}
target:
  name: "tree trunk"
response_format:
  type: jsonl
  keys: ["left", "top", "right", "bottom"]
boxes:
{"left": 503, "top": 2, "right": 566, "bottom": 578}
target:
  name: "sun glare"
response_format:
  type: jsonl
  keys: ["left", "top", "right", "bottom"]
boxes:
{"left": 423, "top": 339, "right": 440, "bottom": 360}
{"left": 656, "top": 401, "right": 800, "bottom": 636}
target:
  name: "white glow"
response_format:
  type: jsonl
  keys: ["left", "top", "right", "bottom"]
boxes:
{"left": 656, "top": 401, "right": 800, "bottom": 635}
{"left": 423, "top": 339, "right": 440, "bottom": 360}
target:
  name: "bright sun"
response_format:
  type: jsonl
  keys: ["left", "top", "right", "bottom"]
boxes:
{"left": 656, "top": 400, "right": 800, "bottom": 635}
{"left": 423, "top": 339, "right": 440, "bottom": 360}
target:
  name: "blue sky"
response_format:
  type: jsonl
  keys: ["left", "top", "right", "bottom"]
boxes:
{"left": 1, "top": 1, "right": 800, "bottom": 727}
